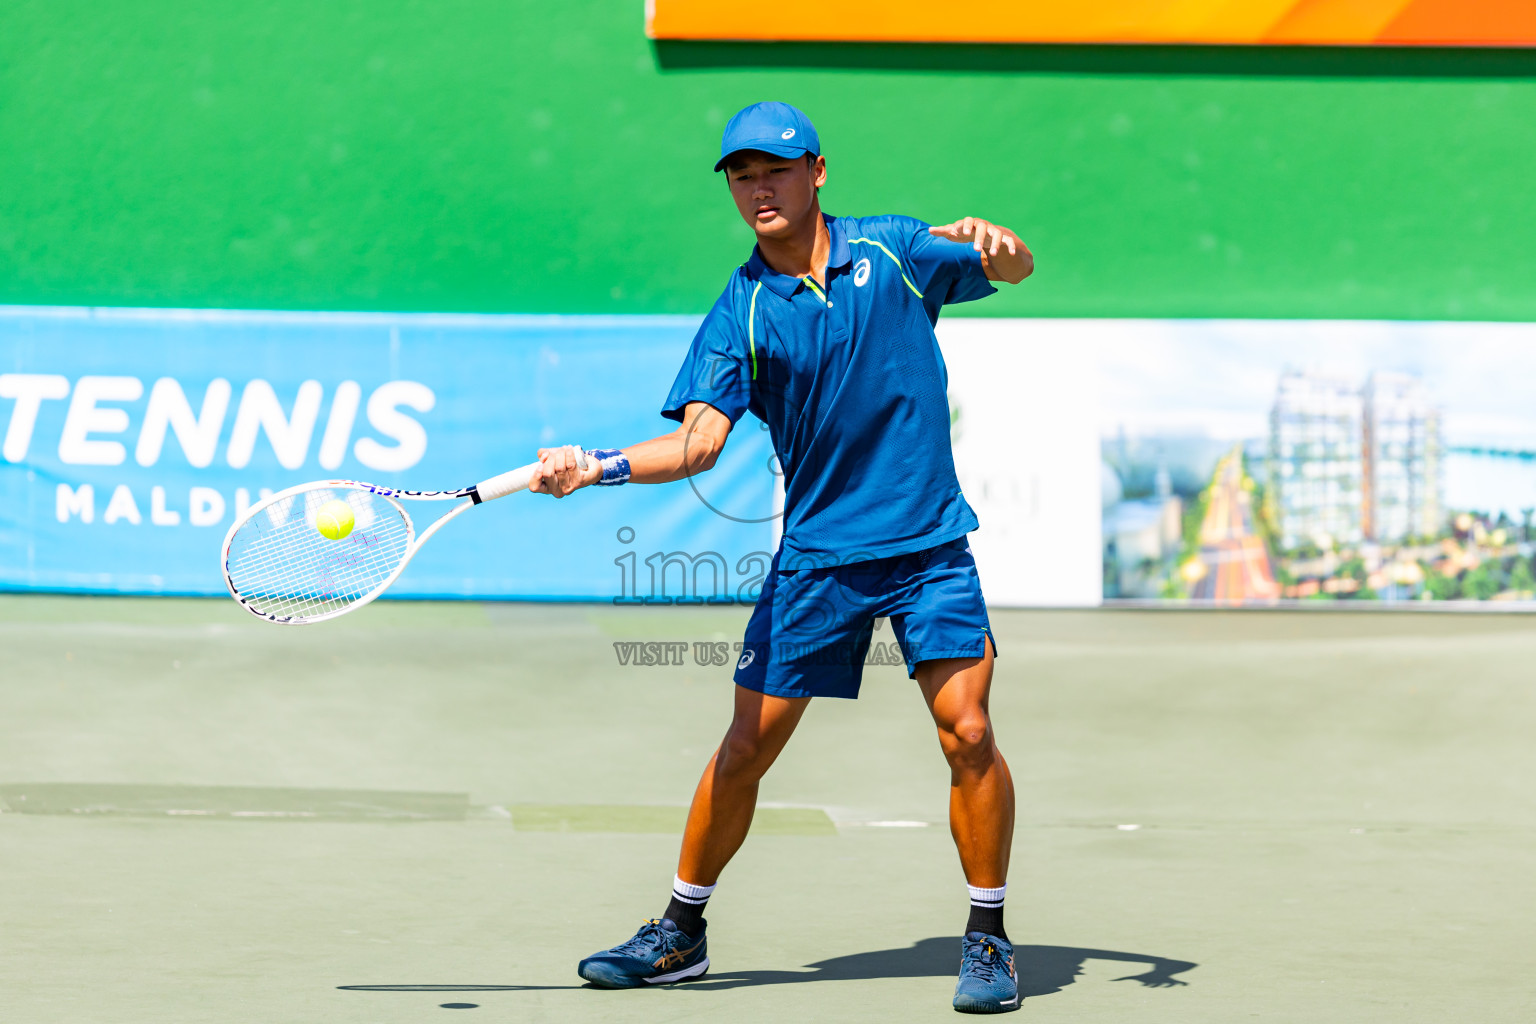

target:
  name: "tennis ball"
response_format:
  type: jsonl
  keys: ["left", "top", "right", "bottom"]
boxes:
{"left": 315, "top": 499, "right": 355, "bottom": 541}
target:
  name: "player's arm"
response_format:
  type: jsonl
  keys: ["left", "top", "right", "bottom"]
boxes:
{"left": 529, "top": 401, "right": 733, "bottom": 498}
{"left": 928, "top": 217, "right": 1034, "bottom": 284}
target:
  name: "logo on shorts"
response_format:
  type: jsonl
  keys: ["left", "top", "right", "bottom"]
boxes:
{"left": 737, "top": 649, "right": 756, "bottom": 670}
{"left": 780, "top": 128, "right": 796, "bottom": 140}
{"left": 853, "top": 258, "right": 871, "bottom": 287}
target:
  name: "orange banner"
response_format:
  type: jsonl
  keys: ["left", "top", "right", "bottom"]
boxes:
{"left": 646, "top": 0, "right": 1536, "bottom": 46}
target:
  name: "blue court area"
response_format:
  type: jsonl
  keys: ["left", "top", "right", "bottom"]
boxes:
{"left": 2, "top": 595, "right": 1533, "bottom": 1022}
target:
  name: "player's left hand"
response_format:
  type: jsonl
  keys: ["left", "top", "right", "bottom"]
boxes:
{"left": 530, "top": 445, "right": 598, "bottom": 498}
{"left": 929, "top": 217, "right": 1019, "bottom": 258}
{"left": 928, "top": 217, "right": 1033, "bottom": 284}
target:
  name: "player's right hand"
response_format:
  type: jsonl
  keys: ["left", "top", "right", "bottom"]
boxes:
{"left": 530, "top": 445, "right": 599, "bottom": 498}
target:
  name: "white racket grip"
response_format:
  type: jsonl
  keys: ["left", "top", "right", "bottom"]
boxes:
{"left": 474, "top": 462, "right": 540, "bottom": 502}
{"left": 473, "top": 450, "right": 588, "bottom": 503}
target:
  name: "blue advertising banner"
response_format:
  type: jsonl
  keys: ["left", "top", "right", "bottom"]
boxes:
{"left": 0, "top": 307, "right": 777, "bottom": 600}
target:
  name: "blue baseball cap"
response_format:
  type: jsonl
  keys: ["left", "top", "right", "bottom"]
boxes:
{"left": 714, "top": 102, "right": 820, "bottom": 173}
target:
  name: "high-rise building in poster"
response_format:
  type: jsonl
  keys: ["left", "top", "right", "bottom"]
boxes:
{"left": 1362, "top": 372, "right": 1443, "bottom": 542}
{"left": 1269, "top": 373, "right": 1364, "bottom": 550}
{"left": 1268, "top": 370, "right": 1443, "bottom": 552}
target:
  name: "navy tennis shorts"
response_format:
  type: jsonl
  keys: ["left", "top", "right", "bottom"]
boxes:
{"left": 733, "top": 537, "right": 998, "bottom": 700}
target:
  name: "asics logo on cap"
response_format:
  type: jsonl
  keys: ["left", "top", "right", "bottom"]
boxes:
{"left": 853, "top": 258, "right": 871, "bottom": 287}
{"left": 781, "top": 128, "right": 796, "bottom": 139}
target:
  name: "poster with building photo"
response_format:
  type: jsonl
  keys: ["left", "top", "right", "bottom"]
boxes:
{"left": 1100, "top": 320, "right": 1536, "bottom": 605}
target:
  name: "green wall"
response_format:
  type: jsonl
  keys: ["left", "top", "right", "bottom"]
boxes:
{"left": 2, "top": 2, "right": 1533, "bottom": 320}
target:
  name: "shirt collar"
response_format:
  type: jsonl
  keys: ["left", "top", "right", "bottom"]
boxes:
{"left": 746, "top": 214, "right": 850, "bottom": 301}
{"left": 825, "top": 214, "right": 851, "bottom": 269}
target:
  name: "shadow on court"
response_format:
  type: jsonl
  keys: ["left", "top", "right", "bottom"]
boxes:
{"left": 338, "top": 940, "right": 1196, "bottom": 998}
{"left": 688, "top": 939, "right": 1197, "bottom": 995}
{"left": 339, "top": 983, "right": 586, "bottom": 993}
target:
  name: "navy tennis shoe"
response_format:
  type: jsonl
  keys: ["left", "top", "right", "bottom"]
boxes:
{"left": 953, "top": 931, "right": 1020, "bottom": 1013}
{"left": 577, "top": 918, "right": 709, "bottom": 988}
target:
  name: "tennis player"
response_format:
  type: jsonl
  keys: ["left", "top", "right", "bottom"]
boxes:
{"left": 531, "top": 101, "right": 1034, "bottom": 1014}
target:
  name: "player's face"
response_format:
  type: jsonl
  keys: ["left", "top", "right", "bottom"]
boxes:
{"left": 725, "top": 152, "right": 826, "bottom": 239}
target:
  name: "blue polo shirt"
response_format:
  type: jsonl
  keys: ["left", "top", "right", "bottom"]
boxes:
{"left": 662, "top": 213, "right": 996, "bottom": 567}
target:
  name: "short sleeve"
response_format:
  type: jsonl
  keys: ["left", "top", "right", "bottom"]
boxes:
{"left": 900, "top": 217, "right": 997, "bottom": 307}
{"left": 661, "top": 288, "right": 751, "bottom": 424}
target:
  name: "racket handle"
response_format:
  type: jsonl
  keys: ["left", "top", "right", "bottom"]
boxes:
{"left": 472, "top": 450, "right": 588, "bottom": 503}
{"left": 472, "top": 462, "right": 540, "bottom": 503}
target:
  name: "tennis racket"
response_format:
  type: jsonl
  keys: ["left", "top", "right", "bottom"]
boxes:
{"left": 219, "top": 452, "right": 584, "bottom": 624}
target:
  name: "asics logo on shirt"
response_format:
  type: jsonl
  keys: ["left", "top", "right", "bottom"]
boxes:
{"left": 737, "top": 650, "right": 756, "bottom": 670}
{"left": 853, "top": 258, "right": 871, "bottom": 287}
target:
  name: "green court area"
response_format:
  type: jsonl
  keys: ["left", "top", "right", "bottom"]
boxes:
{"left": 2, "top": 595, "right": 1532, "bottom": 1022}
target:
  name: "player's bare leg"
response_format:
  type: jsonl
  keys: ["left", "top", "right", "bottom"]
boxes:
{"left": 917, "top": 643, "right": 1014, "bottom": 888}
{"left": 677, "top": 685, "right": 811, "bottom": 884}
{"left": 577, "top": 685, "right": 807, "bottom": 988}
{"left": 918, "top": 642, "right": 1021, "bottom": 1011}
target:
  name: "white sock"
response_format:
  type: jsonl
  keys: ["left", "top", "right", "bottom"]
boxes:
{"left": 672, "top": 875, "right": 716, "bottom": 906}
{"left": 968, "top": 883, "right": 1007, "bottom": 908}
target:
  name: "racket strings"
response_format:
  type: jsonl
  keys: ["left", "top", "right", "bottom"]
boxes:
{"left": 236, "top": 531, "right": 401, "bottom": 615}
{"left": 231, "top": 506, "right": 408, "bottom": 619}
{"left": 225, "top": 489, "right": 413, "bottom": 621}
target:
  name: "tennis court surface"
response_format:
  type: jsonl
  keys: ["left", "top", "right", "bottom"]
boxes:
{"left": 3, "top": 595, "right": 1532, "bottom": 1022}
